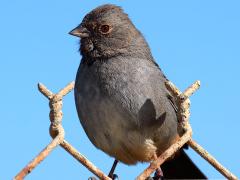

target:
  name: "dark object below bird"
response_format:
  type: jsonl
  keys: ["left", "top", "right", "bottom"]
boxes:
{"left": 161, "top": 150, "right": 206, "bottom": 179}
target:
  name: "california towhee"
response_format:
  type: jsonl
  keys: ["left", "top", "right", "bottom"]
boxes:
{"left": 70, "top": 4, "right": 206, "bottom": 179}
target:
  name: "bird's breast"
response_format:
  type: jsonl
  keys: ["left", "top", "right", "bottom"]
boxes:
{"left": 74, "top": 57, "right": 178, "bottom": 164}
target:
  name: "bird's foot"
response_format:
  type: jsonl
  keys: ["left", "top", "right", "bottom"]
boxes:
{"left": 109, "top": 174, "right": 119, "bottom": 180}
{"left": 88, "top": 177, "right": 97, "bottom": 180}
{"left": 153, "top": 168, "right": 164, "bottom": 180}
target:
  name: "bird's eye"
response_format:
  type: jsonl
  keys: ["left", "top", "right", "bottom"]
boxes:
{"left": 99, "top": 24, "right": 111, "bottom": 34}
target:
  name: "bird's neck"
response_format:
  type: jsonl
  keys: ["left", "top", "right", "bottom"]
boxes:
{"left": 80, "top": 35, "right": 155, "bottom": 65}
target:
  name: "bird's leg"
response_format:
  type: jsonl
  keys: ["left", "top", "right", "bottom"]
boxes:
{"left": 108, "top": 159, "right": 119, "bottom": 179}
{"left": 145, "top": 167, "right": 163, "bottom": 180}
{"left": 151, "top": 154, "right": 164, "bottom": 180}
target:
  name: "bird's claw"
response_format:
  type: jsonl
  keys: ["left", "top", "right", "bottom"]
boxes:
{"left": 88, "top": 174, "right": 119, "bottom": 180}
{"left": 88, "top": 176, "right": 98, "bottom": 180}
{"left": 112, "top": 174, "right": 119, "bottom": 180}
{"left": 152, "top": 168, "right": 164, "bottom": 180}
{"left": 109, "top": 174, "right": 119, "bottom": 180}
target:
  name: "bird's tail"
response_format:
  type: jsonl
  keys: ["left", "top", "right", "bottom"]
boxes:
{"left": 161, "top": 149, "right": 206, "bottom": 179}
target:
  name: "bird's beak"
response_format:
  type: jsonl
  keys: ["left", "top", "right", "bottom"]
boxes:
{"left": 69, "top": 26, "right": 90, "bottom": 38}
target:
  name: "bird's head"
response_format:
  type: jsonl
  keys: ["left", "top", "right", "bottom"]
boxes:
{"left": 69, "top": 4, "right": 145, "bottom": 59}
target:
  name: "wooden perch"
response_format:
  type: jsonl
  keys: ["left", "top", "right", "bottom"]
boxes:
{"left": 14, "top": 81, "right": 237, "bottom": 180}
{"left": 14, "top": 82, "right": 110, "bottom": 180}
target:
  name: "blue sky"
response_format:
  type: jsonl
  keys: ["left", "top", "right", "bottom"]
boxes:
{"left": 1, "top": 0, "right": 239, "bottom": 179}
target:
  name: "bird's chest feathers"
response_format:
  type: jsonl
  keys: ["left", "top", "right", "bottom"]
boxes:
{"left": 77, "top": 58, "right": 152, "bottom": 121}
{"left": 85, "top": 59, "right": 148, "bottom": 102}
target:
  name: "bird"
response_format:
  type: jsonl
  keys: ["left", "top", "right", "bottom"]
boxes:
{"left": 70, "top": 4, "right": 206, "bottom": 179}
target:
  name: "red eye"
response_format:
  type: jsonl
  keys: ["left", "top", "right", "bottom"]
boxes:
{"left": 100, "top": 24, "right": 111, "bottom": 34}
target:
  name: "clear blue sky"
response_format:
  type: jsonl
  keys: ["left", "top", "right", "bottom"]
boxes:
{"left": 1, "top": 0, "right": 239, "bottom": 179}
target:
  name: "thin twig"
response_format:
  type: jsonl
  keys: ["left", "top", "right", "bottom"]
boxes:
{"left": 61, "top": 140, "right": 111, "bottom": 180}
{"left": 58, "top": 81, "right": 75, "bottom": 97}
{"left": 14, "top": 132, "right": 64, "bottom": 180}
{"left": 38, "top": 83, "right": 53, "bottom": 99}
{"left": 14, "top": 82, "right": 110, "bottom": 180}
{"left": 165, "top": 81, "right": 181, "bottom": 96}
{"left": 183, "top": 80, "right": 201, "bottom": 98}
{"left": 188, "top": 139, "right": 238, "bottom": 180}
